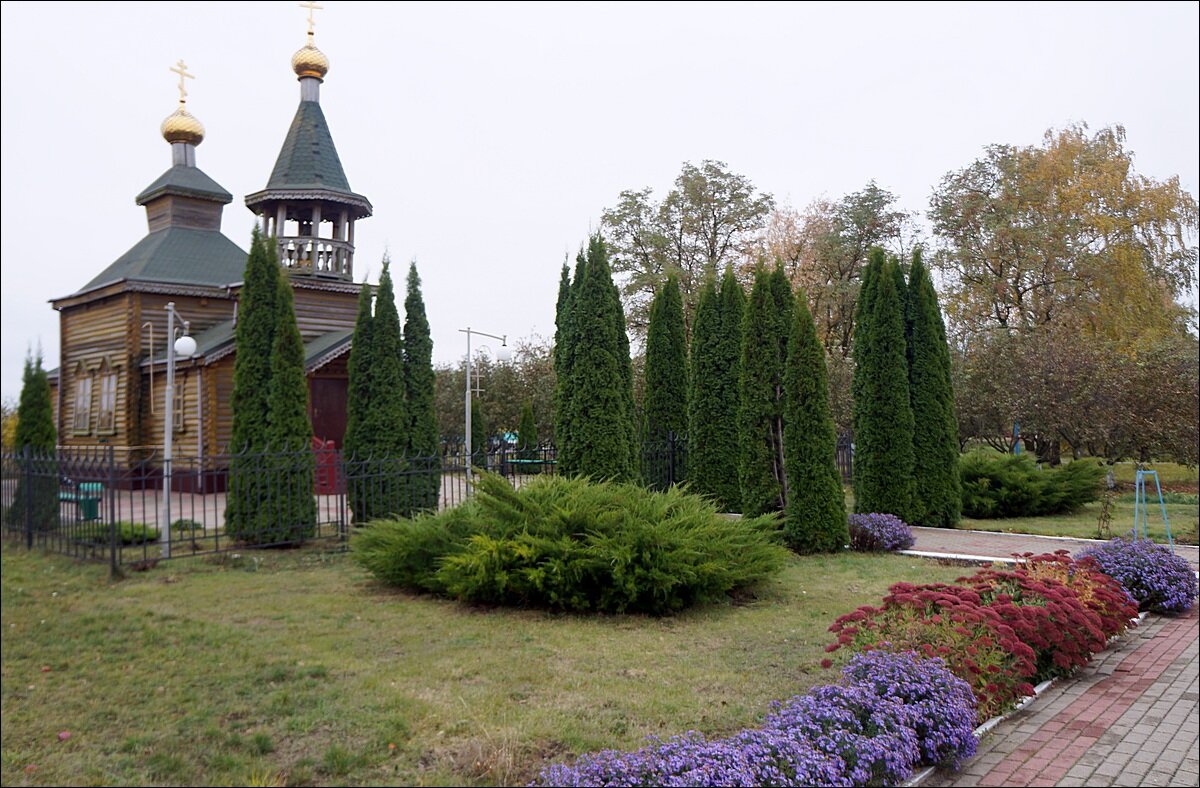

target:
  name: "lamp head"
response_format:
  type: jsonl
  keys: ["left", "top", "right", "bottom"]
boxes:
{"left": 174, "top": 334, "right": 197, "bottom": 359}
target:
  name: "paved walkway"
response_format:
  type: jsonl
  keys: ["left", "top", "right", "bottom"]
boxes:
{"left": 907, "top": 526, "right": 1200, "bottom": 571}
{"left": 925, "top": 606, "right": 1199, "bottom": 787}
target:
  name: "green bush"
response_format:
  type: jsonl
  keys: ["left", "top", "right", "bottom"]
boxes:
{"left": 352, "top": 473, "right": 788, "bottom": 614}
{"left": 76, "top": 521, "right": 160, "bottom": 546}
{"left": 960, "top": 452, "right": 1104, "bottom": 518}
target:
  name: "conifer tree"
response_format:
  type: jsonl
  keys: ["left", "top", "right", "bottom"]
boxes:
{"left": 642, "top": 274, "right": 688, "bottom": 489}
{"left": 553, "top": 261, "right": 575, "bottom": 453}
{"left": 354, "top": 259, "right": 409, "bottom": 520}
{"left": 344, "top": 282, "right": 374, "bottom": 519}
{"left": 404, "top": 262, "right": 439, "bottom": 512}
{"left": 687, "top": 268, "right": 745, "bottom": 509}
{"left": 851, "top": 248, "right": 885, "bottom": 489}
{"left": 226, "top": 228, "right": 280, "bottom": 540}
{"left": 687, "top": 277, "right": 726, "bottom": 503}
{"left": 906, "top": 250, "right": 961, "bottom": 527}
{"left": 783, "top": 294, "right": 848, "bottom": 553}
{"left": 559, "top": 235, "right": 635, "bottom": 480}
{"left": 738, "top": 267, "right": 793, "bottom": 515}
{"left": 7, "top": 350, "right": 58, "bottom": 530}
{"left": 518, "top": 399, "right": 537, "bottom": 460}
{"left": 263, "top": 276, "right": 316, "bottom": 543}
{"left": 854, "top": 258, "right": 916, "bottom": 520}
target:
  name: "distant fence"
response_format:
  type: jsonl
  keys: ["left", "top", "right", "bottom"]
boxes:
{"left": 2, "top": 432, "right": 850, "bottom": 569}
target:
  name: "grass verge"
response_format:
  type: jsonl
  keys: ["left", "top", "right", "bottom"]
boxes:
{"left": 1, "top": 545, "right": 966, "bottom": 787}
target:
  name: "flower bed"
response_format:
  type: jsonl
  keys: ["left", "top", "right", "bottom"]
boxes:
{"left": 537, "top": 549, "right": 1161, "bottom": 786}
{"left": 1078, "top": 538, "right": 1198, "bottom": 614}
{"left": 533, "top": 652, "right": 976, "bottom": 787}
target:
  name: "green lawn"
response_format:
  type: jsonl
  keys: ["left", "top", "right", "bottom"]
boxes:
{"left": 0, "top": 545, "right": 968, "bottom": 787}
{"left": 958, "top": 494, "right": 1199, "bottom": 545}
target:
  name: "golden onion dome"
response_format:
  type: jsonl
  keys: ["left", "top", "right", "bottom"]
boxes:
{"left": 292, "top": 42, "right": 329, "bottom": 80}
{"left": 161, "top": 106, "right": 205, "bottom": 146}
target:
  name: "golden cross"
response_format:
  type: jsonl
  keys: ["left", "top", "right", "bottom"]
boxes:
{"left": 300, "top": 1, "right": 323, "bottom": 36}
{"left": 168, "top": 59, "right": 194, "bottom": 105}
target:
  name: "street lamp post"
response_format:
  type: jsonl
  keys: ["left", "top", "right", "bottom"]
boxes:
{"left": 161, "top": 302, "right": 196, "bottom": 559}
{"left": 458, "top": 327, "right": 510, "bottom": 488}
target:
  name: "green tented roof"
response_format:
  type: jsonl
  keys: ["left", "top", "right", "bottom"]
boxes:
{"left": 76, "top": 226, "right": 248, "bottom": 295}
{"left": 135, "top": 165, "right": 233, "bottom": 205}
{"left": 266, "top": 101, "right": 352, "bottom": 192}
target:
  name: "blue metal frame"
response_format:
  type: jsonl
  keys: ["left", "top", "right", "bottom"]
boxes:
{"left": 1133, "top": 469, "right": 1174, "bottom": 554}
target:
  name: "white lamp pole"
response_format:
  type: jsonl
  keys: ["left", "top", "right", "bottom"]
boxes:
{"left": 160, "top": 302, "right": 196, "bottom": 559}
{"left": 458, "top": 327, "right": 509, "bottom": 488}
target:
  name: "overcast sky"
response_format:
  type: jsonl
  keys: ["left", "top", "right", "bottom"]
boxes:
{"left": 2, "top": 1, "right": 1197, "bottom": 401}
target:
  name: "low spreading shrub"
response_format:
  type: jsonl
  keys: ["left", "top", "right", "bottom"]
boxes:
{"left": 958, "top": 566, "right": 1107, "bottom": 681}
{"left": 959, "top": 452, "right": 1104, "bottom": 518}
{"left": 1016, "top": 552, "right": 1138, "bottom": 640}
{"left": 534, "top": 652, "right": 976, "bottom": 787}
{"left": 75, "top": 521, "right": 159, "bottom": 546}
{"left": 848, "top": 513, "right": 914, "bottom": 552}
{"left": 1079, "top": 538, "right": 1198, "bottom": 614}
{"left": 353, "top": 473, "right": 788, "bottom": 614}
{"left": 827, "top": 582, "right": 1036, "bottom": 722}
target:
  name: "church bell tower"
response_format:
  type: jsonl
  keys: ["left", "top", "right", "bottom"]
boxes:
{"left": 244, "top": 2, "right": 372, "bottom": 280}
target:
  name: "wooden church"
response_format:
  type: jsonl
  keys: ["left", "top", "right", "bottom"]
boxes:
{"left": 48, "top": 13, "right": 367, "bottom": 467}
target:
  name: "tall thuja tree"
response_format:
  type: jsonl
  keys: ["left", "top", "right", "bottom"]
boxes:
{"left": 518, "top": 400, "right": 537, "bottom": 460}
{"left": 552, "top": 257, "right": 580, "bottom": 467}
{"left": 344, "top": 282, "right": 374, "bottom": 519}
{"left": 354, "top": 260, "right": 409, "bottom": 521}
{"left": 851, "top": 248, "right": 884, "bottom": 489}
{"left": 854, "top": 257, "right": 916, "bottom": 520}
{"left": 783, "top": 294, "right": 848, "bottom": 553}
{"left": 738, "top": 266, "right": 794, "bottom": 516}
{"left": 642, "top": 274, "right": 688, "bottom": 489}
{"left": 687, "top": 277, "right": 728, "bottom": 505}
{"left": 7, "top": 351, "right": 57, "bottom": 531}
{"left": 226, "top": 228, "right": 280, "bottom": 540}
{"left": 906, "top": 250, "right": 961, "bottom": 527}
{"left": 560, "top": 234, "right": 635, "bottom": 480}
{"left": 263, "top": 276, "right": 316, "bottom": 543}
{"left": 404, "top": 262, "right": 439, "bottom": 512}
{"left": 601, "top": 235, "right": 640, "bottom": 477}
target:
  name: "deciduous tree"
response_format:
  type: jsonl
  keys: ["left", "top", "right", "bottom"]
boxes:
{"left": 603, "top": 160, "right": 774, "bottom": 340}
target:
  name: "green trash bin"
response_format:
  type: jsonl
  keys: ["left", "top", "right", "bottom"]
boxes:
{"left": 77, "top": 482, "right": 103, "bottom": 521}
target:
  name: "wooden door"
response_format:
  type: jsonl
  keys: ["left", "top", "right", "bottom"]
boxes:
{"left": 308, "top": 378, "right": 348, "bottom": 446}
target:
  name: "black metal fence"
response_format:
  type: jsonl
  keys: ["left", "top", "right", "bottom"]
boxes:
{"left": 0, "top": 439, "right": 670, "bottom": 568}
{"left": 3, "top": 432, "right": 851, "bottom": 569}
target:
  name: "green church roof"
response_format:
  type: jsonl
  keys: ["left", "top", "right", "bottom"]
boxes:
{"left": 76, "top": 226, "right": 248, "bottom": 295}
{"left": 135, "top": 165, "right": 233, "bottom": 205}
{"left": 267, "top": 100, "right": 352, "bottom": 192}
{"left": 303, "top": 328, "right": 353, "bottom": 371}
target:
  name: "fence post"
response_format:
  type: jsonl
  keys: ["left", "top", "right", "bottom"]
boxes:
{"left": 107, "top": 446, "right": 119, "bottom": 577}
{"left": 23, "top": 444, "right": 33, "bottom": 550}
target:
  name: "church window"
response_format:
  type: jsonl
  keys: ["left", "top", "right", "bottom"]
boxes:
{"left": 97, "top": 363, "right": 118, "bottom": 434}
{"left": 72, "top": 365, "right": 93, "bottom": 434}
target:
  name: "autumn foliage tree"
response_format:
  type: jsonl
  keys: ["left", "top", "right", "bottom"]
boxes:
{"left": 602, "top": 160, "right": 774, "bottom": 340}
